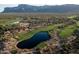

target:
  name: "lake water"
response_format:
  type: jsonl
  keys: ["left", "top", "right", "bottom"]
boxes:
{"left": 17, "top": 31, "right": 51, "bottom": 49}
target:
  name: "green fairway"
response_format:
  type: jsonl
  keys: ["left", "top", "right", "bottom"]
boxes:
{"left": 18, "top": 25, "right": 56, "bottom": 41}
{"left": 68, "top": 15, "right": 77, "bottom": 19}
{"left": 59, "top": 25, "right": 76, "bottom": 38}
{"left": 76, "top": 21, "right": 79, "bottom": 26}
{"left": 36, "top": 42, "right": 47, "bottom": 48}
{"left": 17, "top": 25, "right": 56, "bottom": 48}
{"left": 0, "top": 19, "right": 21, "bottom": 26}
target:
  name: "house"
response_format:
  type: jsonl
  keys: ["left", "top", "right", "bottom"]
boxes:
{"left": 19, "top": 20, "right": 30, "bottom": 32}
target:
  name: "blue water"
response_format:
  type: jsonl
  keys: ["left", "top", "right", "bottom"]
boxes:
{"left": 17, "top": 31, "right": 51, "bottom": 49}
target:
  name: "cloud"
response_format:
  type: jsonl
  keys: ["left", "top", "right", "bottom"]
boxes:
{"left": 0, "top": 0, "right": 79, "bottom": 5}
{"left": 0, "top": 4, "right": 18, "bottom": 12}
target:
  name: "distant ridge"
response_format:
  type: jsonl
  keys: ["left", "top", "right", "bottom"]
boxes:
{"left": 2, "top": 4, "right": 79, "bottom": 13}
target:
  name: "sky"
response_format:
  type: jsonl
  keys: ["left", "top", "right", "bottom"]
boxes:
{"left": 0, "top": 4, "right": 18, "bottom": 12}
{"left": 0, "top": 0, "right": 79, "bottom": 12}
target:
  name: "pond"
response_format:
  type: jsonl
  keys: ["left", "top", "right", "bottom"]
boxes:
{"left": 17, "top": 31, "right": 51, "bottom": 49}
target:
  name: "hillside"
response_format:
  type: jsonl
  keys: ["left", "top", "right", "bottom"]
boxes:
{"left": 2, "top": 4, "right": 79, "bottom": 13}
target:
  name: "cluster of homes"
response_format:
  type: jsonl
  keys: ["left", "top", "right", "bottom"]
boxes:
{"left": 19, "top": 17, "right": 76, "bottom": 28}
{"left": 19, "top": 17, "right": 60, "bottom": 28}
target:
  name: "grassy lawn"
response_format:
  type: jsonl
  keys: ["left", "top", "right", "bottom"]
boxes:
{"left": 59, "top": 25, "right": 76, "bottom": 38}
{"left": 0, "top": 19, "right": 21, "bottom": 26}
{"left": 76, "top": 21, "right": 79, "bottom": 26}
{"left": 18, "top": 24, "right": 56, "bottom": 41}
{"left": 68, "top": 15, "right": 77, "bottom": 19}
{"left": 36, "top": 42, "right": 47, "bottom": 49}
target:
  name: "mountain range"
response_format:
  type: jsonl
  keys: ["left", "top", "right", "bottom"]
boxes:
{"left": 2, "top": 4, "right": 79, "bottom": 13}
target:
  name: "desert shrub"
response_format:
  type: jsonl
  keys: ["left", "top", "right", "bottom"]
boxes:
{"left": 10, "top": 49, "right": 17, "bottom": 54}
